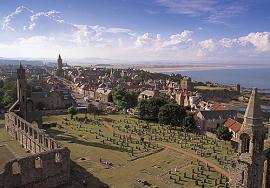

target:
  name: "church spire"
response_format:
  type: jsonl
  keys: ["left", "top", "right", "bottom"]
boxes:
{"left": 243, "top": 88, "right": 262, "bottom": 127}
{"left": 19, "top": 61, "right": 23, "bottom": 69}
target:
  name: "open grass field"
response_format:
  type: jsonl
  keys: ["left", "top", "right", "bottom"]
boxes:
{"left": 103, "top": 114, "right": 234, "bottom": 170}
{"left": 43, "top": 114, "right": 231, "bottom": 188}
{"left": 194, "top": 86, "right": 227, "bottom": 91}
{"left": 0, "top": 122, "right": 30, "bottom": 172}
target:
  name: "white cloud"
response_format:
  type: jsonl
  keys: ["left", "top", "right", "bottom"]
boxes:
{"left": 199, "top": 39, "right": 215, "bottom": 51}
{"left": 239, "top": 32, "right": 270, "bottom": 52}
{"left": 1, "top": 6, "right": 270, "bottom": 62}
{"left": 28, "top": 10, "right": 61, "bottom": 30}
{"left": 1, "top": 6, "right": 34, "bottom": 31}
{"left": 155, "top": 0, "right": 248, "bottom": 24}
{"left": 162, "top": 30, "right": 193, "bottom": 48}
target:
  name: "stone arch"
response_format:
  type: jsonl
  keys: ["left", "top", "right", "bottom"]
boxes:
{"left": 34, "top": 157, "right": 42, "bottom": 168}
{"left": 12, "top": 161, "right": 21, "bottom": 174}
{"left": 240, "top": 133, "right": 250, "bottom": 153}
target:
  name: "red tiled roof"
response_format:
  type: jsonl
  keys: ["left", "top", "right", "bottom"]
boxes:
{"left": 224, "top": 118, "right": 241, "bottom": 133}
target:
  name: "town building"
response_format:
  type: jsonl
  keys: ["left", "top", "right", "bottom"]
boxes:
{"left": 138, "top": 90, "right": 159, "bottom": 101}
{"left": 224, "top": 118, "right": 242, "bottom": 140}
{"left": 196, "top": 110, "right": 237, "bottom": 132}
{"left": 95, "top": 88, "right": 112, "bottom": 103}
{"left": 181, "top": 76, "right": 193, "bottom": 91}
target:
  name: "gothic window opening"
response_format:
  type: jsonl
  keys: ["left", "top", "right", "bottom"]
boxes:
{"left": 34, "top": 157, "right": 42, "bottom": 168}
{"left": 241, "top": 134, "right": 250, "bottom": 153}
{"left": 55, "top": 152, "right": 62, "bottom": 163}
{"left": 12, "top": 161, "right": 21, "bottom": 174}
{"left": 241, "top": 171, "right": 245, "bottom": 184}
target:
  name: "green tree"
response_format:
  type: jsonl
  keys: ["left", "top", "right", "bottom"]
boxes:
{"left": 182, "top": 115, "right": 196, "bottom": 132}
{"left": 68, "top": 106, "right": 77, "bottom": 119}
{"left": 158, "top": 103, "right": 186, "bottom": 126}
{"left": 112, "top": 86, "right": 138, "bottom": 109}
{"left": 137, "top": 96, "right": 171, "bottom": 120}
{"left": 216, "top": 126, "right": 233, "bottom": 141}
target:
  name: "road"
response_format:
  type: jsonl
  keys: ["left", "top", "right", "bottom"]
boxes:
{"left": 53, "top": 75, "right": 88, "bottom": 108}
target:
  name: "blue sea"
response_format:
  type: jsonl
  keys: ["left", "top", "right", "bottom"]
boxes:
{"left": 169, "top": 67, "right": 270, "bottom": 91}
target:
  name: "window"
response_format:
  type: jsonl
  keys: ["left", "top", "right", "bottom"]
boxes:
{"left": 241, "top": 171, "right": 245, "bottom": 184}
{"left": 34, "top": 157, "right": 42, "bottom": 168}
{"left": 55, "top": 152, "right": 62, "bottom": 163}
{"left": 241, "top": 134, "right": 250, "bottom": 153}
{"left": 12, "top": 161, "right": 21, "bottom": 174}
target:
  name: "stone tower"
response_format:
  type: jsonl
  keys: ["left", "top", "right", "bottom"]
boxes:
{"left": 17, "top": 63, "right": 27, "bottom": 119}
{"left": 9, "top": 63, "right": 43, "bottom": 128}
{"left": 56, "top": 54, "right": 64, "bottom": 77}
{"left": 58, "top": 54, "right": 63, "bottom": 70}
{"left": 229, "top": 88, "right": 267, "bottom": 188}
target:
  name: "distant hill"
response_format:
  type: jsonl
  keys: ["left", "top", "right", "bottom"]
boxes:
{"left": 0, "top": 59, "right": 43, "bottom": 66}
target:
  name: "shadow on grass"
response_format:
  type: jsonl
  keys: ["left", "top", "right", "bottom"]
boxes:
{"left": 59, "top": 160, "right": 109, "bottom": 188}
{"left": 46, "top": 128, "right": 122, "bottom": 152}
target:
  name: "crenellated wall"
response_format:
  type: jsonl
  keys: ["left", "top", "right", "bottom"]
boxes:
{"left": 1, "top": 112, "right": 70, "bottom": 188}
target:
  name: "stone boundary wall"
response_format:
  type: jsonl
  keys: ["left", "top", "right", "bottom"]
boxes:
{"left": 0, "top": 112, "right": 70, "bottom": 188}
{"left": 42, "top": 109, "right": 68, "bottom": 116}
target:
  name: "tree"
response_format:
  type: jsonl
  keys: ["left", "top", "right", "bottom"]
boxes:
{"left": 137, "top": 96, "right": 170, "bottom": 120}
{"left": 68, "top": 106, "right": 77, "bottom": 119}
{"left": 216, "top": 126, "right": 233, "bottom": 141}
{"left": 158, "top": 103, "right": 186, "bottom": 126}
{"left": 112, "top": 86, "right": 139, "bottom": 109}
{"left": 182, "top": 115, "right": 196, "bottom": 132}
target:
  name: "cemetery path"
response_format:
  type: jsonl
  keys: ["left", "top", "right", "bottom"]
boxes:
{"left": 104, "top": 124, "right": 230, "bottom": 177}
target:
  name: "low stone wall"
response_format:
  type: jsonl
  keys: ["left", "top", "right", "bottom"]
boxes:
{"left": 1, "top": 112, "right": 70, "bottom": 188}
{"left": 42, "top": 109, "right": 68, "bottom": 116}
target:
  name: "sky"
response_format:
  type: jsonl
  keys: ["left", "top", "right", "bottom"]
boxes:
{"left": 0, "top": 0, "right": 270, "bottom": 64}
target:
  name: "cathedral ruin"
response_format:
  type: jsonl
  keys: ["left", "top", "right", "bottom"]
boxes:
{"left": 229, "top": 88, "right": 270, "bottom": 188}
{"left": 0, "top": 64, "right": 70, "bottom": 188}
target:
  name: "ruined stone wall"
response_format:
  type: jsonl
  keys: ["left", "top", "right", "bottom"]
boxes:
{"left": 5, "top": 112, "right": 61, "bottom": 153}
{"left": 0, "top": 112, "right": 70, "bottom": 188}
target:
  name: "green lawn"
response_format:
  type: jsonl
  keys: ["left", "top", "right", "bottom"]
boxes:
{"left": 43, "top": 114, "right": 230, "bottom": 187}
{"left": 0, "top": 123, "right": 30, "bottom": 172}
{"left": 195, "top": 86, "right": 227, "bottom": 91}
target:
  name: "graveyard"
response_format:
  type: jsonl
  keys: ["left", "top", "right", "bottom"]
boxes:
{"left": 43, "top": 114, "right": 233, "bottom": 187}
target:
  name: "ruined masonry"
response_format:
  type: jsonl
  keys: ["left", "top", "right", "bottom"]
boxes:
{"left": 229, "top": 88, "right": 270, "bottom": 188}
{"left": 0, "top": 64, "right": 70, "bottom": 188}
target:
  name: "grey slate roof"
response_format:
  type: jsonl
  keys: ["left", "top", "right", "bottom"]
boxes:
{"left": 199, "top": 110, "right": 237, "bottom": 120}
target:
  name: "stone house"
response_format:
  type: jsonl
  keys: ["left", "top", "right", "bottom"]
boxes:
{"left": 196, "top": 110, "right": 237, "bottom": 132}
{"left": 31, "top": 90, "right": 72, "bottom": 110}
{"left": 138, "top": 90, "right": 159, "bottom": 101}
{"left": 224, "top": 118, "right": 242, "bottom": 140}
{"left": 95, "top": 88, "right": 112, "bottom": 103}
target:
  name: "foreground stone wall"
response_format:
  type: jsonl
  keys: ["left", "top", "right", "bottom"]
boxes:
{"left": 0, "top": 112, "right": 70, "bottom": 188}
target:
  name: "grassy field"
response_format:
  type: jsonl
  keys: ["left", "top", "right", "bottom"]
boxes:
{"left": 43, "top": 114, "right": 230, "bottom": 188}
{"left": 195, "top": 86, "right": 227, "bottom": 91}
{"left": 105, "top": 114, "right": 234, "bottom": 169}
{"left": 0, "top": 122, "right": 30, "bottom": 172}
